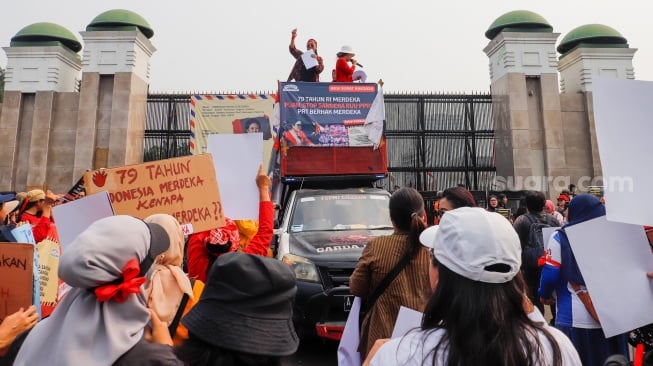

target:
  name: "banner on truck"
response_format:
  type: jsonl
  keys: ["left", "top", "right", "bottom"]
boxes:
{"left": 279, "top": 82, "right": 383, "bottom": 147}
{"left": 83, "top": 154, "right": 224, "bottom": 234}
{"left": 189, "top": 94, "right": 277, "bottom": 171}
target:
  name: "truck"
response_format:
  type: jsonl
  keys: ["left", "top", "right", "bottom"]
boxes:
{"left": 272, "top": 81, "right": 388, "bottom": 341}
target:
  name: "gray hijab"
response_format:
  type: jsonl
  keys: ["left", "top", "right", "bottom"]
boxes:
{"left": 14, "top": 215, "right": 170, "bottom": 366}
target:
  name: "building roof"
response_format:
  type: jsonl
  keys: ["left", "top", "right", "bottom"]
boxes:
{"left": 11, "top": 22, "right": 82, "bottom": 53}
{"left": 87, "top": 9, "right": 154, "bottom": 39}
{"left": 485, "top": 10, "right": 553, "bottom": 40}
{"left": 557, "top": 24, "right": 628, "bottom": 54}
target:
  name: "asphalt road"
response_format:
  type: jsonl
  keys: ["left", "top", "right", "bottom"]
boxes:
{"left": 281, "top": 337, "right": 339, "bottom": 366}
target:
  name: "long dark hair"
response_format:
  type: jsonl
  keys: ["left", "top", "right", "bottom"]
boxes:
{"left": 441, "top": 187, "right": 476, "bottom": 209}
{"left": 420, "top": 265, "right": 562, "bottom": 366}
{"left": 175, "top": 334, "right": 282, "bottom": 366}
{"left": 389, "top": 187, "right": 426, "bottom": 260}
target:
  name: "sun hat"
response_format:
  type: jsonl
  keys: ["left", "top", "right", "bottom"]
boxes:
{"left": 182, "top": 252, "right": 299, "bottom": 356}
{"left": 337, "top": 45, "right": 355, "bottom": 57}
{"left": 419, "top": 207, "right": 521, "bottom": 284}
{"left": 26, "top": 189, "right": 45, "bottom": 202}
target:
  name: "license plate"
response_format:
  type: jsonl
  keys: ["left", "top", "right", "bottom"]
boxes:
{"left": 343, "top": 295, "right": 354, "bottom": 312}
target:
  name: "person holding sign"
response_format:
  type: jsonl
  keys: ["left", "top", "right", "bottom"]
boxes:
{"left": 16, "top": 189, "right": 57, "bottom": 243}
{"left": 287, "top": 28, "right": 324, "bottom": 82}
{"left": 13, "top": 215, "right": 183, "bottom": 366}
{"left": 539, "top": 194, "right": 629, "bottom": 366}
{"left": 187, "top": 165, "right": 274, "bottom": 282}
{"left": 0, "top": 306, "right": 38, "bottom": 360}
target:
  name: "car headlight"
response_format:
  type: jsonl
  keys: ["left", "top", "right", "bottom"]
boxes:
{"left": 282, "top": 254, "right": 320, "bottom": 283}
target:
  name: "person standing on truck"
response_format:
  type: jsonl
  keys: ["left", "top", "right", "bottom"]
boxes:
{"left": 350, "top": 187, "right": 433, "bottom": 359}
{"left": 287, "top": 28, "right": 324, "bottom": 82}
{"left": 334, "top": 45, "right": 358, "bottom": 82}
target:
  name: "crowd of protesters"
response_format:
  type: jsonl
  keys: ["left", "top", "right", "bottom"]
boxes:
{"left": 1, "top": 174, "right": 651, "bottom": 366}
{"left": 354, "top": 185, "right": 652, "bottom": 366}
{"left": 0, "top": 166, "right": 300, "bottom": 366}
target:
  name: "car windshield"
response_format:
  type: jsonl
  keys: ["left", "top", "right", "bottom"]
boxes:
{"left": 291, "top": 193, "right": 392, "bottom": 232}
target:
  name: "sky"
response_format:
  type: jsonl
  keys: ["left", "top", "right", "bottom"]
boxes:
{"left": 1, "top": 1, "right": 651, "bottom": 94}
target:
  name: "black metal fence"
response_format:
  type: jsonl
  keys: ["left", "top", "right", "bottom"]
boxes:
{"left": 145, "top": 92, "right": 496, "bottom": 193}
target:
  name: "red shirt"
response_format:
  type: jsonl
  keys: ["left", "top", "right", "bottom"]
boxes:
{"left": 187, "top": 201, "right": 274, "bottom": 282}
{"left": 335, "top": 57, "right": 355, "bottom": 82}
{"left": 20, "top": 212, "right": 53, "bottom": 243}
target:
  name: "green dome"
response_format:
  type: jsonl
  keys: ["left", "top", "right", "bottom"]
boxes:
{"left": 87, "top": 9, "right": 154, "bottom": 39}
{"left": 485, "top": 10, "right": 553, "bottom": 40}
{"left": 557, "top": 24, "right": 627, "bottom": 54}
{"left": 11, "top": 22, "right": 82, "bottom": 53}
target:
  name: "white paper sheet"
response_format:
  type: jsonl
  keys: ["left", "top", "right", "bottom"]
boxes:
{"left": 391, "top": 306, "right": 423, "bottom": 338}
{"left": 337, "top": 296, "right": 362, "bottom": 366}
{"left": 10, "top": 224, "right": 36, "bottom": 244}
{"left": 542, "top": 227, "right": 557, "bottom": 249}
{"left": 592, "top": 77, "right": 653, "bottom": 226}
{"left": 52, "top": 191, "right": 114, "bottom": 249}
{"left": 565, "top": 216, "right": 653, "bottom": 337}
{"left": 301, "top": 49, "right": 318, "bottom": 69}
{"left": 207, "top": 133, "right": 262, "bottom": 220}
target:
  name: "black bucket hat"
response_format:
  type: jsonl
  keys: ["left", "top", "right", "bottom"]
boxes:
{"left": 182, "top": 252, "right": 299, "bottom": 356}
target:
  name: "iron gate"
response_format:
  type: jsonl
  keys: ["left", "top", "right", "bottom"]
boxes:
{"left": 145, "top": 92, "right": 495, "bottom": 192}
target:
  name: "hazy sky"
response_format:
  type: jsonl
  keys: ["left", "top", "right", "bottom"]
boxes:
{"left": 2, "top": 1, "right": 651, "bottom": 93}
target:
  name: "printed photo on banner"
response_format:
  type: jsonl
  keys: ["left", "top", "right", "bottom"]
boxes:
{"left": 279, "top": 82, "right": 382, "bottom": 148}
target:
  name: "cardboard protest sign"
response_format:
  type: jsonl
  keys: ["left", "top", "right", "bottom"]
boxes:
{"left": 0, "top": 243, "right": 34, "bottom": 322}
{"left": 37, "top": 226, "right": 61, "bottom": 318}
{"left": 83, "top": 154, "right": 224, "bottom": 234}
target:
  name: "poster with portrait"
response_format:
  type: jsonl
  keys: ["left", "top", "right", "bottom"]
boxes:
{"left": 189, "top": 94, "right": 276, "bottom": 171}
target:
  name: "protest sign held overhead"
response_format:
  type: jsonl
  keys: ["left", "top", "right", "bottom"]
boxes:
{"left": 83, "top": 154, "right": 224, "bottom": 234}
{"left": 0, "top": 243, "right": 34, "bottom": 321}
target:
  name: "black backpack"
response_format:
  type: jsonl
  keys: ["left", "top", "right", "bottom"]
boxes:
{"left": 522, "top": 213, "right": 559, "bottom": 271}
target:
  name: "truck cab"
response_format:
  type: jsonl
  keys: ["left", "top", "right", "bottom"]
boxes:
{"left": 274, "top": 183, "right": 392, "bottom": 340}
{"left": 273, "top": 81, "right": 387, "bottom": 340}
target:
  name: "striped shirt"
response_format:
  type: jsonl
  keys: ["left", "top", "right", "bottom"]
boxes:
{"left": 350, "top": 233, "right": 432, "bottom": 357}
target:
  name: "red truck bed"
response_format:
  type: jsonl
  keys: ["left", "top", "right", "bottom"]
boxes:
{"left": 281, "top": 140, "right": 387, "bottom": 177}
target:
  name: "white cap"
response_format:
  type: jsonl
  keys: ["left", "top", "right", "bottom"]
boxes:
{"left": 418, "top": 207, "right": 521, "bottom": 284}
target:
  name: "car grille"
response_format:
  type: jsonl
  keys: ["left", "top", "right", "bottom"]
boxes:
{"left": 319, "top": 266, "right": 355, "bottom": 291}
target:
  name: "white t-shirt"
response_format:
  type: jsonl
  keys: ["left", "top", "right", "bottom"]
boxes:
{"left": 370, "top": 325, "right": 581, "bottom": 365}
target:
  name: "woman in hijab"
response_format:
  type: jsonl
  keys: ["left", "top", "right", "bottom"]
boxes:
{"left": 145, "top": 213, "right": 204, "bottom": 346}
{"left": 539, "top": 194, "right": 629, "bottom": 366}
{"left": 14, "top": 215, "right": 184, "bottom": 366}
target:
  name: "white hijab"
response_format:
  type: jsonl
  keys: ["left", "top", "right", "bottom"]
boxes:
{"left": 14, "top": 216, "right": 161, "bottom": 366}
